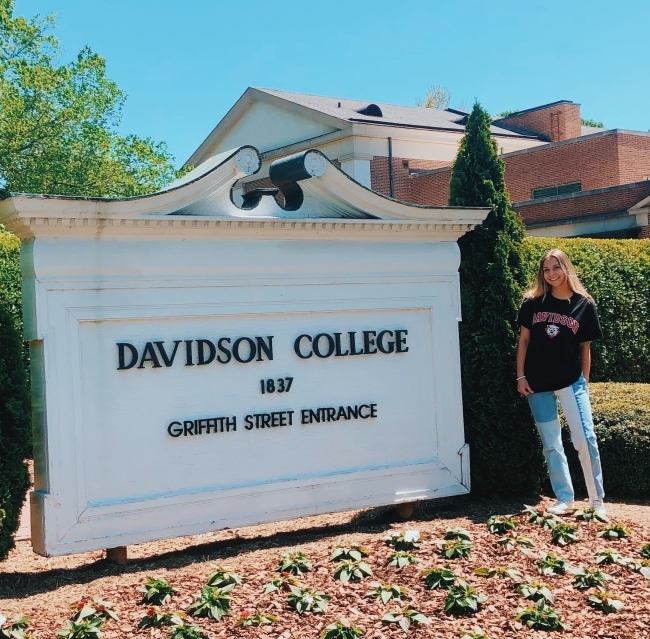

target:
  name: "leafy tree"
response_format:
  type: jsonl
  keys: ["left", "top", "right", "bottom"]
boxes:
{"left": 581, "top": 118, "right": 604, "bottom": 128}
{"left": 0, "top": 0, "right": 183, "bottom": 196}
{"left": 416, "top": 85, "right": 452, "bottom": 110}
{"left": 449, "top": 102, "right": 544, "bottom": 496}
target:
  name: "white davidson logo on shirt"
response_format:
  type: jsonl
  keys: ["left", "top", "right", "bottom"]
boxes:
{"left": 545, "top": 324, "right": 560, "bottom": 338}
{"left": 532, "top": 312, "right": 580, "bottom": 335}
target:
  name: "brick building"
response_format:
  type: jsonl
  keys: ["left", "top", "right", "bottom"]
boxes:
{"left": 187, "top": 90, "right": 650, "bottom": 238}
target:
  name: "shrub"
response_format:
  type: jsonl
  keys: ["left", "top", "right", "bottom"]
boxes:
{"left": 187, "top": 586, "right": 232, "bottom": 621}
{"left": 384, "top": 529, "right": 421, "bottom": 551}
{"left": 0, "top": 298, "right": 31, "bottom": 562}
{"left": 382, "top": 607, "right": 430, "bottom": 630}
{"left": 516, "top": 600, "right": 564, "bottom": 631}
{"left": 367, "top": 582, "right": 407, "bottom": 603}
{"left": 277, "top": 550, "right": 312, "bottom": 575}
{"left": 559, "top": 383, "right": 650, "bottom": 498}
{"left": 421, "top": 565, "right": 456, "bottom": 590}
{"left": 522, "top": 237, "right": 650, "bottom": 383}
{"left": 443, "top": 580, "right": 487, "bottom": 615}
{"left": 333, "top": 560, "right": 372, "bottom": 582}
{"left": 551, "top": 523, "right": 579, "bottom": 546}
{"left": 139, "top": 577, "right": 175, "bottom": 605}
{"left": 319, "top": 621, "right": 363, "bottom": 639}
{"left": 0, "top": 230, "right": 22, "bottom": 340}
{"left": 286, "top": 585, "right": 329, "bottom": 615}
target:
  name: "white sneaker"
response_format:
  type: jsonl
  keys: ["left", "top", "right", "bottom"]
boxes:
{"left": 548, "top": 501, "right": 574, "bottom": 515}
{"left": 591, "top": 499, "right": 608, "bottom": 521}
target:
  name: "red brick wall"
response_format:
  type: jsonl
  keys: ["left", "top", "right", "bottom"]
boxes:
{"left": 513, "top": 182, "right": 650, "bottom": 227}
{"left": 504, "top": 134, "right": 622, "bottom": 202}
{"left": 498, "top": 103, "right": 581, "bottom": 141}
{"left": 409, "top": 132, "right": 650, "bottom": 206}
{"left": 408, "top": 168, "right": 451, "bottom": 205}
{"left": 618, "top": 134, "right": 650, "bottom": 184}
{"left": 370, "top": 156, "right": 449, "bottom": 200}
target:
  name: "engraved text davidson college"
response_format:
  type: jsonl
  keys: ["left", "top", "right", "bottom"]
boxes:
{"left": 116, "top": 328, "right": 409, "bottom": 369}
{"left": 115, "top": 328, "right": 408, "bottom": 439}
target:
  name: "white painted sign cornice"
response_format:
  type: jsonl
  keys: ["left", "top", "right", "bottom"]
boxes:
{"left": 0, "top": 146, "right": 488, "bottom": 241}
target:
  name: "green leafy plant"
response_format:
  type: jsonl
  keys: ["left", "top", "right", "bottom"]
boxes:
{"left": 277, "top": 550, "right": 312, "bottom": 575}
{"left": 421, "top": 565, "right": 456, "bottom": 589}
{"left": 595, "top": 549, "right": 624, "bottom": 565}
{"left": 516, "top": 580, "right": 554, "bottom": 605}
{"left": 537, "top": 552, "right": 568, "bottom": 576}
{"left": 319, "top": 620, "right": 364, "bottom": 639}
{"left": 598, "top": 523, "right": 631, "bottom": 540}
{"left": 551, "top": 522, "right": 579, "bottom": 546}
{"left": 0, "top": 616, "right": 32, "bottom": 639}
{"left": 168, "top": 623, "right": 207, "bottom": 639}
{"left": 56, "top": 619, "right": 104, "bottom": 639}
{"left": 367, "top": 582, "right": 408, "bottom": 604}
{"left": 444, "top": 527, "right": 472, "bottom": 541}
{"left": 384, "top": 529, "right": 422, "bottom": 551}
{"left": 382, "top": 607, "right": 430, "bottom": 631}
{"left": 138, "top": 608, "right": 186, "bottom": 629}
{"left": 441, "top": 538, "right": 473, "bottom": 559}
{"left": 475, "top": 566, "right": 522, "bottom": 581}
{"left": 262, "top": 574, "right": 298, "bottom": 594}
{"left": 496, "top": 531, "right": 534, "bottom": 551}
{"left": 69, "top": 599, "right": 118, "bottom": 623}
{"left": 640, "top": 543, "right": 650, "bottom": 559}
{"left": 571, "top": 567, "right": 612, "bottom": 590}
{"left": 206, "top": 566, "right": 242, "bottom": 588}
{"left": 459, "top": 627, "right": 489, "bottom": 639}
{"left": 333, "top": 560, "right": 373, "bottom": 582}
{"left": 516, "top": 600, "right": 564, "bottom": 631}
{"left": 523, "top": 505, "right": 562, "bottom": 529}
{"left": 574, "top": 507, "right": 607, "bottom": 522}
{"left": 234, "top": 611, "right": 276, "bottom": 627}
{"left": 625, "top": 559, "right": 650, "bottom": 579}
{"left": 587, "top": 589, "right": 624, "bottom": 613}
{"left": 286, "top": 585, "right": 330, "bottom": 615}
{"left": 139, "top": 577, "right": 176, "bottom": 605}
{"left": 331, "top": 543, "right": 370, "bottom": 562}
{"left": 387, "top": 550, "right": 418, "bottom": 568}
{"left": 443, "top": 580, "right": 487, "bottom": 615}
{"left": 486, "top": 514, "right": 518, "bottom": 535}
{"left": 187, "top": 585, "right": 233, "bottom": 621}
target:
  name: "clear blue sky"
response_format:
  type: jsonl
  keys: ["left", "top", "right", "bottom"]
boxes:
{"left": 17, "top": 0, "right": 650, "bottom": 168}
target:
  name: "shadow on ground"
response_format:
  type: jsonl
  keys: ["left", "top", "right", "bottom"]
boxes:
{"left": 0, "top": 495, "right": 547, "bottom": 600}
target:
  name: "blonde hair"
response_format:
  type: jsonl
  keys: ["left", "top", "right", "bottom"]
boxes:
{"left": 524, "top": 249, "right": 594, "bottom": 302}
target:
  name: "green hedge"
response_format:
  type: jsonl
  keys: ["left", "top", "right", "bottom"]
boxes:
{"left": 0, "top": 296, "right": 31, "bottom": 560}
{"left": 522, "top": 238, "right": 650, "bottom": 383}
{"left": 559, "top": 382, "right": 650, "bottom": 498}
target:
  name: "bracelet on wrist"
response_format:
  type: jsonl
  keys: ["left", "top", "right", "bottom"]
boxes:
{"left": 516, "top": 375, "right": 526, "bottom": 381}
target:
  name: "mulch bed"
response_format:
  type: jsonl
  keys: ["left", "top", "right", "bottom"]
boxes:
{"left": 1, "top": 496, "right": 650, "bottom": 639}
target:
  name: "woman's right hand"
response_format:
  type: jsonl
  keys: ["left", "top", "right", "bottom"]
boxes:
{"left": 517, "top": 377, "right": 534, "bottom": 396}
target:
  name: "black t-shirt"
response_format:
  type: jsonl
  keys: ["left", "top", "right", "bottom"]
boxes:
{"left": 517, "top": 293, "right": 603, "bottom": 392}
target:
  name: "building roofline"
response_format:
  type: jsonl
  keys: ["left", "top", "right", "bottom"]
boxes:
{"left": 512, "top": 179, "right": 650, "bottom": 207}
{"left": 493, "top": 100, "right": 576, "bottom": 120}
{"left": 501, "top": 128, "right": 650, "bottom": 160}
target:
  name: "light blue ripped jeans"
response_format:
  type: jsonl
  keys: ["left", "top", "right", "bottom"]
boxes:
{"left": 527, "top": 375, "right": 605, "bottom": 504}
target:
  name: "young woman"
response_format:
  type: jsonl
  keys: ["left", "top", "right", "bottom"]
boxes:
{"left": 517, "top": 249, "right": 606, "bottom": 518}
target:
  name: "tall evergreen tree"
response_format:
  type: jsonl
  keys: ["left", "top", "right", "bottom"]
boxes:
{"left": 450, "top": 102, "right": 544, "bottom": 496}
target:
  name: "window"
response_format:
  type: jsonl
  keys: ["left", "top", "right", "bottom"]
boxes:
{"left": 532, "top": 182, "right": 581, "bottom": 199}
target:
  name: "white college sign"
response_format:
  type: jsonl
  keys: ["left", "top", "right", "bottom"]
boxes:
{"left": 0, "top": 147, "right": 487, "bottom": 556}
